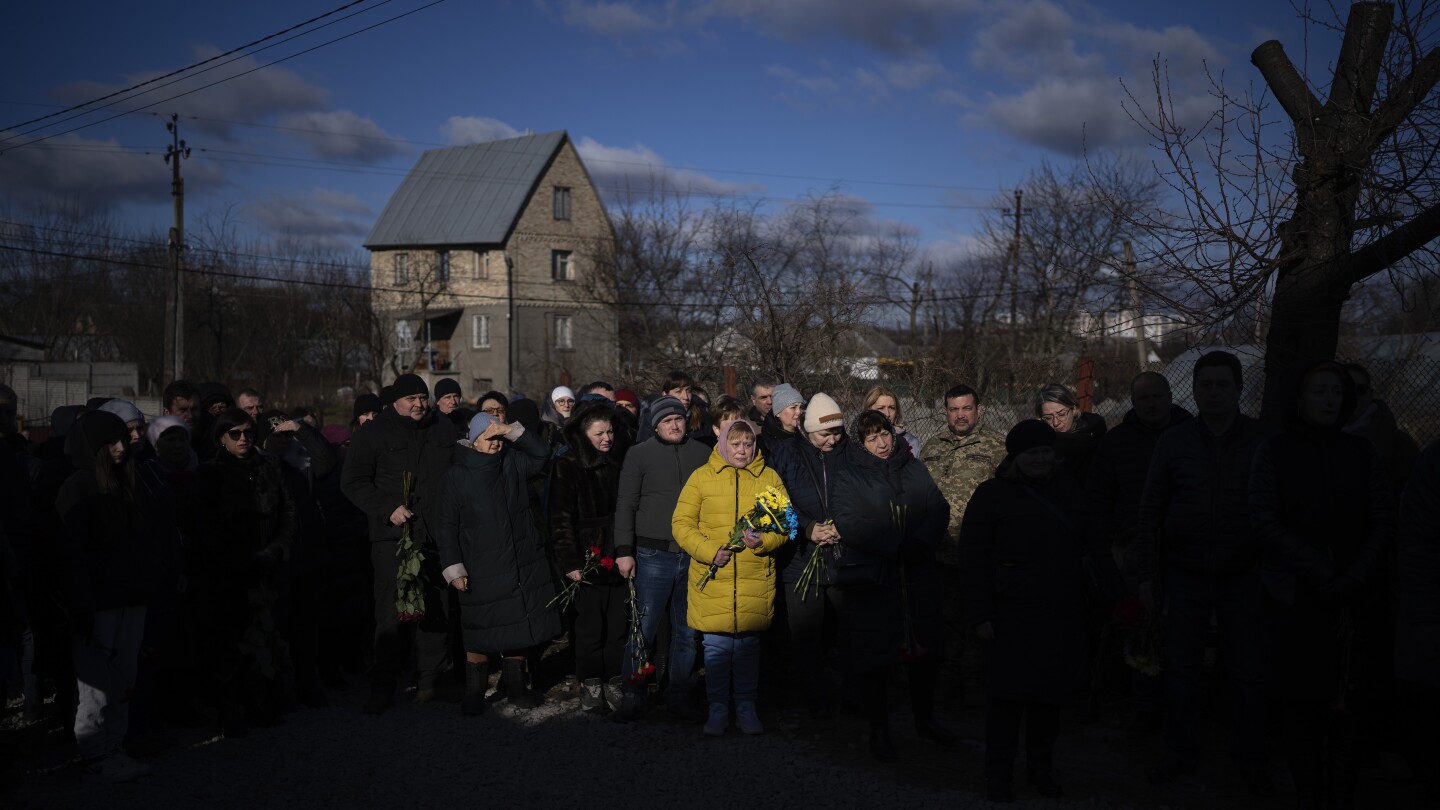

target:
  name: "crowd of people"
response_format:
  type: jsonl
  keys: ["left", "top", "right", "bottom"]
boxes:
{"left": 0, "top": 355, "right": 1436, "bottom": 808}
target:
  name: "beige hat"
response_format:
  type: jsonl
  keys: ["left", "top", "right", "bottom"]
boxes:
{"left": 803, "top": 392, "right": 844, "bottom": 433}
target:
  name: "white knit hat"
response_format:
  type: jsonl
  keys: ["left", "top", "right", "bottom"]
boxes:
{"left": 803, "top": 392, "right": 844, "bottom": 434}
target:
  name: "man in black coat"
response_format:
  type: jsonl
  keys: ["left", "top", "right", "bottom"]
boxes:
{"left": 341, "top": 374, "right": 461, "bottom": 713}
{"left": 1133, "top": 352, "right": 1274, "bottom": 796}
{"left": 1086, "top": 371, "right": 1192, "bottom": 735}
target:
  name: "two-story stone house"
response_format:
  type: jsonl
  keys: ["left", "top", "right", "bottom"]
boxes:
{"left": 365, "top": 130, "right": 617, "bottom": 398}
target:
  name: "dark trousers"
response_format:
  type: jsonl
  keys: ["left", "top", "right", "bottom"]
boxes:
{"left": 285, "top": 570, "right": 322, "bottom": 692}
{"left": 782, "top": 579, "right": 837, "bottom": 709}
{"left": 1284, "top": 697, "right": 1362, "bottom": 808}
{"left": 573, "top": 581, "right": 626, "bottom": 682}
{"left": 370, "top": 540, "right": 449, "bottom": 688}
{"left": 1162, "top": 566, "right": 1268, "bottom": 771}
{"left": 985, "top": 699, "right": 1060, "bottom": 780}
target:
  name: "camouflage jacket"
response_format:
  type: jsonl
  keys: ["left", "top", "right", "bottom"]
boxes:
{"left": 920, "top": 428, "right": 1007, "bottom": 565}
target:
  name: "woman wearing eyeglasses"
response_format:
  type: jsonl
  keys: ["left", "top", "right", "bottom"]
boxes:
{"left": 1034, "top": 383, "right": 1107, "bottom": 484}
{"left": 198, "top": 408, "right": 296, "bottom": 736}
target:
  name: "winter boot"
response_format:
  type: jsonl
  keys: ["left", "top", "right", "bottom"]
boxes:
{"left": 603, "top": 677, "right": 624, "bottom": 710}
{"left": 703, "top": 702, "right": 729, "bottom": 737}
{"left": 415, "top": 670, "right": 439, "bottom": 704}
{"left": 501, "top": 659, "right": 543, "bottom": 709}
{"left": 580, "top": 678, "right": 605, "bottom": 712}
{"left": 735, "top": 700, "right": 764, "bottom": 735}
{"left": 462, "top": 661, "right": 488, "bottom": 716}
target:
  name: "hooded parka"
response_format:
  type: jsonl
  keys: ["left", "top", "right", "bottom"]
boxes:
{"left": 671, "top": 423, "right": 789, "bottom": 634}
{"left": 435, "top": 427, "right": 560, "bottom": 652}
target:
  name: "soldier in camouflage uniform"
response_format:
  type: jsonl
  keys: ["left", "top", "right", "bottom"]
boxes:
{"left": 919, "top": 383, "right": 1006, "bottom": 705}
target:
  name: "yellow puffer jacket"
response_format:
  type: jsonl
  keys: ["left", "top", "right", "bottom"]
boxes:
{"left": 671, "top": 446, "right": 790, "bottom": 634}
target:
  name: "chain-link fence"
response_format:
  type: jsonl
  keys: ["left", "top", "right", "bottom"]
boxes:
{"left": 707, "top": 341, "right": 1440, "bottom": 451}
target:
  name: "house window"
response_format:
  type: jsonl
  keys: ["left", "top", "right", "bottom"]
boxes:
{"left": 436, "top": 250, "right": 450, "bottom": 283}
{"left": 553, "top": 186, "right": 571, "bottom": 220}
{"left": 553, "top": 315, "right": 572, "bottom": 349}
{"left": 472, "top": 252, "right": 489, "bottom": 280}
{"left": 395, "top": 319, "right": 413, "bottom": 351}
{"left": 471, "top": 314, "right": 490, "bottom": 349}
{"left": 551, "top": 249, "right": 573, "bottom": 281}
{"left": 393, "top": 253, "right": 409, "bottom": 285}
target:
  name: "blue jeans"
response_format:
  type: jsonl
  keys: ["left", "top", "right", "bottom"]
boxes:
{"left": 1162, "top": 567, "right": 1268, "bottom": 770}
{"left": 622, "top": 547, "right": 699, "bottom": 702}
{"left": 702, "top": 632, "right": 762, "bottom": 706}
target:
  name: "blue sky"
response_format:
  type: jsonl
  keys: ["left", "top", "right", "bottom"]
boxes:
{"left": 0, "top": 0, "right": 1312, "bottom": 263}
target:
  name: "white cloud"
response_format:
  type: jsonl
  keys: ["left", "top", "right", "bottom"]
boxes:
{"left": 249, "top": 187, "right": 371, "bottom": 249}
{"left": 704, "top": 0, "right": 980, "bottom": 54}
{"left": 277, "top": 110, "right": 407, "bottom": 162}
{"left": 966, "top": 1, "right": 1226, "bottom": 153}
{"left": 0, "top": 133, "right": 227, "bottom": 209}
{"left": 561, "top": 1, "right": 661, "bottom": 36}
{"left": 977, "top": 76, "right": 1137, "bottom": 154}
{"left": 51, "top": 47, "right": 330, "bottom": 139}
{"left": 441, "top": 115, "right": 522, "bottom": 145}
{"left": 574, "top": 136, "right": 759, "bottom": 199}
{"left": 765, "top": 65, "right": 840, "bottom": 96}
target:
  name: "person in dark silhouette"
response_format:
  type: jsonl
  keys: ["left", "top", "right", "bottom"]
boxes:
{"left": 1134, "top": 351, "right": 1275, "bottom": 796}
{"left": 1251, "top": 360, "right": 1394, "bottom": 810}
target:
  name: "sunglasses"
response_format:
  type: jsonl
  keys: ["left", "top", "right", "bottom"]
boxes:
{"left": 226, "top": 428, "right": 256, "bottom": 440}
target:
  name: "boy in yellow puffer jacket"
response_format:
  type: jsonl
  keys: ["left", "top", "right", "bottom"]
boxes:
{"left": 672, "top": 418, "right": 789, "bottom": 736}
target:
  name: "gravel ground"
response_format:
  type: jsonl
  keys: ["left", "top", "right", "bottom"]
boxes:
{"left": 2, "top": 667, "right": 1427, "bottom": 810}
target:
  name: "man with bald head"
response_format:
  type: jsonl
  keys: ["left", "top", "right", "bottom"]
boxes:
{"left": 1086, "top": 371, "right": 1192, "bottom": 735}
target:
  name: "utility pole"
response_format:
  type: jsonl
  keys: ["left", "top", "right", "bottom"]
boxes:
{"left": 163, "top": 114, "right": 190, "bottom": 383}
{"left": 1000, "top": 189, "right": 1029, "bottom": 381}
{"left": 1123, "top": 240, "right": 1147, "bottom": 370}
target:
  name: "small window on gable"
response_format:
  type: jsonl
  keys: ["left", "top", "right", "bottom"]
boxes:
{"left": 472, "top": 252, "right": 490, "bottom": 280}
{"left": 551, "top": 250, "right": 573, "bottom": 281}
{"left": 394, "top": 253, "right": 409, "bottom": 285}
{"left": 436, "top": 250, "right": 450, "bottom": 283}
{"left": 553, "top": 186, "right": 572, "bottom": 220}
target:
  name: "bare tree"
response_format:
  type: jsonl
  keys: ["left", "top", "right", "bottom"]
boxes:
{"left": 1123, "top": 0, "right": 1440, "bottom": 417}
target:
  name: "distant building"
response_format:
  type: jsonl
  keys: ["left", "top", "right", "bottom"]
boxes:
{"left": 365, "top": 130, "right": 617, "bottom": 398}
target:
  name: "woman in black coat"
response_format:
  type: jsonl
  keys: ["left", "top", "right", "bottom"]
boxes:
{"left": 437, "top": 412, "right": 558, "bottom": 714}
{"left": 57, "top": 410, "right": 167, "bottom": 779}
{"left": 198, "top": 408, "right": 295, "bottom": 734}
{"left": 1250, "top": 360, "right": 1394, "bottom": 809}
{"left": 1035, "top": 382, "right": 1107, "bottom": 484}
{"left": 959, "top": 419, "right": 1102, "bottom": 802}
{"left": 548, "top": 400, "right": 626, "bottom": 712}
{"left": 767, "top": 392, "right": 849, "bottom": 718}
{"left": 831, "top": 410, "right": 953, "bottom": 762}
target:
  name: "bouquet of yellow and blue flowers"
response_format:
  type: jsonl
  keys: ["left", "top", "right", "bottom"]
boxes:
{"left": 696, "top": 486, "right": 798, "bottom": 591}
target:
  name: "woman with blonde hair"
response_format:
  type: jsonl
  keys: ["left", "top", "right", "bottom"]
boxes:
{"left": 862, "top": 386, "right": 922, "bottom": 459}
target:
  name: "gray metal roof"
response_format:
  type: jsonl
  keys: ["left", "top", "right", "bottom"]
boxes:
{"left": 364, "top": 131, "right": 566, "bottom": 249}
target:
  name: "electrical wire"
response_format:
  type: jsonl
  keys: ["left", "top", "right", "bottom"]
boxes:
{"left": 0, "top": 241, "right": 1132, "bottom": 309}
{"left": 0, "top": 0, "right": 448, "bottom": 154}
{"left": 0, "top": 0, "right": 379, "bottom": 140}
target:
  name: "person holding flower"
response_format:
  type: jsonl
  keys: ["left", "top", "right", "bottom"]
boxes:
{"left": 831, "top": 410, "right": 953, "bottom": 762}
{"left": 436, "top": 412, "right": 558, "bottom": 714}
{"left": 769, "top": 392, "right": 852, "bottom": 717}
{"left": 549, "top": 400, "right": 626, "bottom": 712}
{"left": 672, "top": 418, "right": 789, "bottom": 736}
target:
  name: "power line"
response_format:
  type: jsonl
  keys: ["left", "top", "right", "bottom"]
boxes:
{"left": 0, "top": 0, "right": 447, "bottom": 155}
{"left": 0, "top": 241, "right": 1125, "bottom": 309}
{"left": 0, "top": 0, "right": 379, "bottom": 140}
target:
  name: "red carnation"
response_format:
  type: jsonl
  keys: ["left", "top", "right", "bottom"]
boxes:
{"left": 600, "top": 556, "right": 616, "bottom": 571}
{"left": 1113, "top": 596, "right": 1144, "bottom": 626}
{"left": 589, "top": 545, "right": 602, "bottom": 557}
